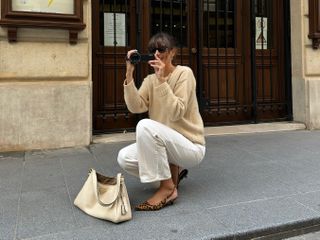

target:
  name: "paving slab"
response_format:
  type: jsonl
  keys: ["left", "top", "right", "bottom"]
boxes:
{"left": 1, "top": 129, "right": 320, "bottom": 240}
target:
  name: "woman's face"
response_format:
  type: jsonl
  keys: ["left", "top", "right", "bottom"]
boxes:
{"left": 149, "top": 44, "right": 176, "bottom": 66}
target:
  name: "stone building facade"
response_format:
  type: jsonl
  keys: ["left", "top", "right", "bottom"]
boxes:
{"left": 0, "top": 1, "right": 319, "bottom": 152}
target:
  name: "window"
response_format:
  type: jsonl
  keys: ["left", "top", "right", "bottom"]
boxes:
{"left": 203, "top": 0, "right": 235, "bottom": 48}
{"left": 0, "top": 0, "right": 85, "bottom": 44}
{"left": 151, "top": 0, "right": 187, "bottom": 47}
{"left": 99, "top": 0, "right": 130, "bottom": 47}
{"left": 254, "top": 0, "right": 273, "bottom": 49}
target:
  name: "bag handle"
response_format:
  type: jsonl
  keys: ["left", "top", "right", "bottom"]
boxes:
{"left": 91, "top": 169, "right": 122, "bottom": 206}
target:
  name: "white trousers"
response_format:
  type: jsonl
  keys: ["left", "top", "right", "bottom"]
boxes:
{"left": 117, "top": 119, "right": 205, "bottom": 183}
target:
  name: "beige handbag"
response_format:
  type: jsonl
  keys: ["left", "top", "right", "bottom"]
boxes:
{"left": 74, "top": 169, "right": 132, "bottom": 223}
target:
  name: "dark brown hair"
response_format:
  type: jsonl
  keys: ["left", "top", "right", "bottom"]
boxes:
{"left": 147, "top": 32, "right": 177, "bottom": 52}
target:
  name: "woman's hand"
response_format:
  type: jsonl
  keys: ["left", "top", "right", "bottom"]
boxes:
{"left": 125, "top": 49, "right": 137, "bottom": 84}
{"left": 148, "top": 55, "right": 167, "bottom": 83}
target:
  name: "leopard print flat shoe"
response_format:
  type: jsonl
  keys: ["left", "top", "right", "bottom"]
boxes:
{"left": 135, "top": 187, "right": 177, "bottom": 211}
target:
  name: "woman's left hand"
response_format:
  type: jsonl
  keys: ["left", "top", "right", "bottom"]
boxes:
{"left": 148, "top": 55, "right": 167, "bottom": 83}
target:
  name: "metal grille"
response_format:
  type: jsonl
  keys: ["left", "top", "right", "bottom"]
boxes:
{"left": 250, "top": 0, "right": 292, "bottom": 122}
{"left": 99, "top": 0, "right": 130, "bottom": 46}
{"left": 150, "top": 0, "right": 189, "bottom": 67}
{"left": 200, "top": 0, "right": 239, "bottom": 118}
{"left": 203, "top": 0, "right": 235, "bottom": 48}
{"left": 151, "top": 0, "right": 187, "bottom": 47}
{"left": 199, "top": 0, "right": 292, "bottom": 123}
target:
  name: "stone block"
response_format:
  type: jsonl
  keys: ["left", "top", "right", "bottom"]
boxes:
{"left": 0, "top": 81, "right": 91, "bottom": 152}
{"left": 0, "top": 41, "right": 89, "bottom": 79}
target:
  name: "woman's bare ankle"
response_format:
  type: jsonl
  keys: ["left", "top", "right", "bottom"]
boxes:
{"left": 160, "top": 178, "right": 175, "bottom": 191}
{"left": 170, "top": 164, "right": 179, "bottom": 186}
{"left": 146, "top": 180, "right": 177, "bottom": 205}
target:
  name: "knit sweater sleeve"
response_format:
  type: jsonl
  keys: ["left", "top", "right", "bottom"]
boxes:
{"left": 154, "top": 67, "right": 194, "bottom": 121}
{"left": 123, "top": 78, "right": 149, "bottom": 113}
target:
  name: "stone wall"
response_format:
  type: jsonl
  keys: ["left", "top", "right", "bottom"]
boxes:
{"left": 291, "top": 1, "right": 320, "bottom": 129}
{"left": 0, "top": 1, "right": 92, "bottom": 152}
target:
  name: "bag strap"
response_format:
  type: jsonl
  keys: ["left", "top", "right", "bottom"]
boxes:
{"left": 92, "top": 170, "right": 122, "bottom": 206}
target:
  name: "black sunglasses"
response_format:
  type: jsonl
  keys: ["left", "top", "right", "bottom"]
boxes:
{"left": 148, "top": 47, "right": 168, "bottom": 54}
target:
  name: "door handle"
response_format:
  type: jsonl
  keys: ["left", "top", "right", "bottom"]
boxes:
{"left": 191, "top": 48, "right": 197, "bottom": 54}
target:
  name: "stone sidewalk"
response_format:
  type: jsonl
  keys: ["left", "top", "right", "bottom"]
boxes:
{"left": 1, "top": 128, "right": 320, "bottom": 240}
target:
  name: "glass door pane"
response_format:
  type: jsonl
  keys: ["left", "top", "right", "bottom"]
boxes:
{"left": 254, "top": 0, "right": 273, "bottom": 49}
{"left": 203, "top": 0, "right": 235, "bottom": 48}
{"left": 99, "top": 0, "right": 130, "bottom": 47}
{"left": 150, "top": 0, "right": 187, "bottom": 47}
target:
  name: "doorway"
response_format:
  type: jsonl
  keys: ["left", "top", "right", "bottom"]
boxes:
{"left": 92, "top": 0, "right": 292, "bottom": 133}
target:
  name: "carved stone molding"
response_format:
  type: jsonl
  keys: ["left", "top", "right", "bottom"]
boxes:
{"left": 0, "top": 0, "right": 86, "bottom": 44}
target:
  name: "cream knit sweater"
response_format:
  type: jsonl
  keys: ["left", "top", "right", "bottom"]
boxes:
{"left": 124, "top": 65, "right": 205, "bottom": 145}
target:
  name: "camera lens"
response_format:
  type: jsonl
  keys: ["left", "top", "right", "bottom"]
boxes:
{"left": 129, "top": 52, "right": 141, "bottom": 64}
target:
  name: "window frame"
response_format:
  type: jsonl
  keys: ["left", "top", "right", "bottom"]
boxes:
{"left": 0, "top": 0, "right": 86, "bottom": 44}
{"left": 308, "top": 0, "right": 320, "bottom": 49}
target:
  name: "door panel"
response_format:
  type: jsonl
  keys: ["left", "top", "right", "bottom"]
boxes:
{"left": 200, "top": 0, "right": 253, "bottom": 124}
{"left": 92, "top": 0, "right": 138, "bottom": 133}
{"left": 254, "top": 0, "right": 287, "bottom": 121}
{"left": 141, "top": 0, "right": 194, "bottom": 79}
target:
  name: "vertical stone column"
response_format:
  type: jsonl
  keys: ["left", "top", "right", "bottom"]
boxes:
{"left": 291, "top": 1, "right": 320, "bottom": 129}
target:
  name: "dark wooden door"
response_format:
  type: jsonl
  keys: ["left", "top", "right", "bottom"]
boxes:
{"left": 254, "top": 0, "right": 290, "bottom": 121}
{"left": 199, "top": 0, "right": 290, "bottom": 125}
{"left": 199, "top": 0, "right": 251, "bottom": 124}
{"left": 92, "top": 1, "right": 138, "bottom": 133}
{"left": 92, "top": 0, "right": 291, "bottom": 134}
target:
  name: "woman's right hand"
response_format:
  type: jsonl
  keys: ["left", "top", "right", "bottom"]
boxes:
{"left": 125, "top": 50, "right": 137, "bottom": 82}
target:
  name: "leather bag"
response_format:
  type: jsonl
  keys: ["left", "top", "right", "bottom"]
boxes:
{"left": 74, "top": 169, "right": 132, "bottom": 223}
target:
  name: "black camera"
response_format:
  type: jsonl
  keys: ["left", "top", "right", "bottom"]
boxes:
{"left": 127, "top": 52, "right": 155, "bottom": 64}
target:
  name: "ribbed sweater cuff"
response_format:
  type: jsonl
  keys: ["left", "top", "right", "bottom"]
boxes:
{"left": 123, "top": 79, "right": 135, "bottom": 87}
{"left": 124, "top": 79, "right": 136, "bottom": 92}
